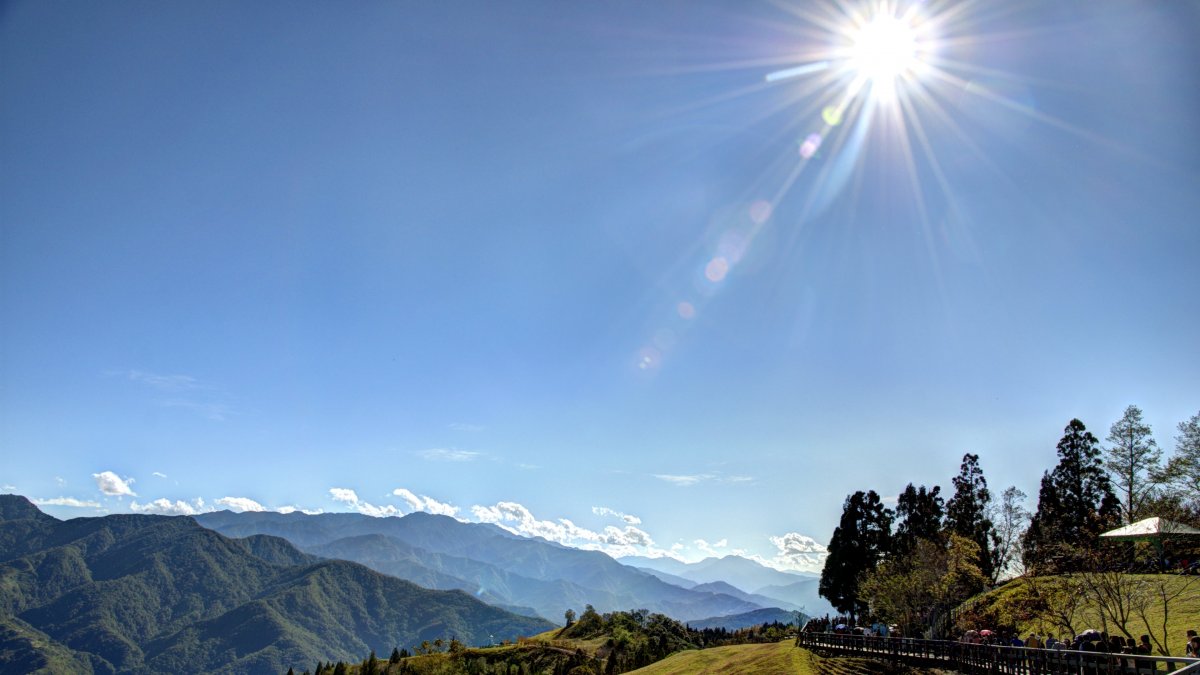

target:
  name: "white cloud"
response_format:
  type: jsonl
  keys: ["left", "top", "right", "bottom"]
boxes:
{"left": 418, "top": 448, "right": 482, "bottom": 462}
{"left": 54, "top": 476, "right": 66, "bottom": 486}
{"left": 2, "top": 484, "right": 15, "bottom": 491}
{"left": 34, "top": 496, "right": 101, "bottom": 508}
{"left": 390, "top": 488, "right": 460, "bottom": 517}
{"left": 762, "top": 532, "right": 829, "bottom": 574}
{"left": 592, "top": 506, "right": 642, "bottom": 525}
{"left": 470, "top": 500, "right": 671, "bottom": 559}
{"left": 161, "top": 399, "right": 231, "bottom": 421}
{"left": 694, "top": 538, "right": 729, "bottom": 557}
{"left": 152, "top": 472, "right": 167, "bottom": 479}
{"left": 93, "top": 471, "right": 136, "bottom": 497}
{"left": 130, "top": 497, "right": 206, "bottom": 516}
{"left": 276, "top": 505, "right": 324, "bottom": 515}
{"left": 329, "top": 488, "right": 402, "bottom": 517}
{"left": 216, "top": 496, "right": 265, "bottom": 513}
{"left": 125, "top": 369, "right": 200, "bottom": 391}
{"left": 651, "top": 472, "right": 754, "bottom": 487}
{"left": 653, "top": 473, "right": 712, "bottom": 487}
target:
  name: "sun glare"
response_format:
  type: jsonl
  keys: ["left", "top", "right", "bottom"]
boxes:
{"left": 851, "top": 14, "right": 919, "bottom": 86}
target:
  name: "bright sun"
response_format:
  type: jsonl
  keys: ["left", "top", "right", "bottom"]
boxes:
{"left": 851, "top": 14, "right": 919, "bottom": 88}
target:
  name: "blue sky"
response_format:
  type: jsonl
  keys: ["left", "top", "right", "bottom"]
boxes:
{"left": 2, "top": 1, "right": 1198, "bottom": 572}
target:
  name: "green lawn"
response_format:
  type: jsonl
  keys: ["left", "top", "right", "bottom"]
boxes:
{"left": 626, "top": 641, "right": 813, "bottom": 675}
{"left": 959, "top": 574, "right": 1200, "bottom": 656}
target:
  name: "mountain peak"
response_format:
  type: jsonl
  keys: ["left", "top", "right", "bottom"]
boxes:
{"left": 0, "top": 494, "right": 56, "bottom": 523}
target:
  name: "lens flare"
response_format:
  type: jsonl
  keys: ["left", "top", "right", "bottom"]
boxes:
{"left": 800, "top": 133, "right": 823, "bottom": 158}
{"left": 705, "top": 257, "right": 730, "bottom": 282}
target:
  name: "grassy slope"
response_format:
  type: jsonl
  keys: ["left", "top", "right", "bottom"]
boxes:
{"left": 627, "top": 643, "right": 937, "bottom": 675}
{"left": 624, "top": 641, "right": 810, "bottom": 675}
{"left": 961, "top": 574, "right": 1200, "bottom": 656}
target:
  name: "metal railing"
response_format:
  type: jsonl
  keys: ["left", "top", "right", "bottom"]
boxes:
{"left": 795, "top": 632, "right": 1200, "bottom": 675}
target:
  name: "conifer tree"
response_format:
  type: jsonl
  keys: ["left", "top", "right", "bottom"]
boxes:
{"left": 1163, "top": 410, "right": 1200, "bottom": 500}
{"left": 1105, "top": 404, "right": 1162, "bottom": 523}
{"left": 819, "top": 489, "right": 892, "bottom": 622}
{"left": 944, "top": 453, "right": 998, "bottom": 581}
{"left": 1023, "top": 419, "right": 1121, "bottom": 572}
{"left": 892, "top": 483, "right": 944, "bottom": 555}
{"left": 390, "top": 647, "right": 402, "bottom": 664}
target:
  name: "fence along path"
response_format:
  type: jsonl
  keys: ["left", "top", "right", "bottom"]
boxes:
{"left": 795, "top": 632, "right": 1200, "bottom": 675}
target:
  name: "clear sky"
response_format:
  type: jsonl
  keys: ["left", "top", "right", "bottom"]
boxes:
{"left": 2, "top": 1, "right": 1198, "bottom": 573}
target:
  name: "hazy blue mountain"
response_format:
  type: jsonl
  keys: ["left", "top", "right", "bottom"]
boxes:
{"left": 196, "top": 510, "right": 765, "bottom": 622}
{"left": 620, "top": 554, "right": 834, "bottom": 616}
{"left": 752, "top": 577, "right": 833, "bottom": 616}
{"left": 621, "top": 554, "right": 812, "bottom": 592}
{"left": 688, "top": 580, "right": 803, "bottom": 612}
{"left": 685, "top": 607, "right": 806, "bottom": 631}
{"left": 625, "top": 566, "right": 697, "bottom": 589}
{"left": 0, "top": 495, "right": 552, "bottom": 674}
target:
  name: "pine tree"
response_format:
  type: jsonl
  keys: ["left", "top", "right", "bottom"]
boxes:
{"left": 1163, "top": 410, "right": 1200, "bottom": 500}
{"left": 1023, "top": 419, "right": 1121, "bottom": 572}
{"left": 819, "top": 489, "right": 892, "bottom": 622}
{"left": 892, "top": 483, "right": 944, "bottom": 555}
{"left": 1105, "top": 404, "right": 1162, "bottom": 523}
{"left": 944, "top": 453, "right": 998, "bottom": 582}
{"left": 390, "top": 647, "right": 402, "bottom": 664}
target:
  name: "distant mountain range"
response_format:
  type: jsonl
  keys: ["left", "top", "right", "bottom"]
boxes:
{"left": 621, "top": 555, "right": 834, "bottom": 617}
{"left": 0, "top": 495, "right": 552, "bottom": 674}
{"left": 685, "top": 607, "right": 805, "bottom": 631}
{"left": 195, "top": 510, "right": 772, "bottom": 623}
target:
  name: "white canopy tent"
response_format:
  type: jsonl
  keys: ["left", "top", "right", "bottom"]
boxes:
{"left": 1100, "top": 517, "right": 1200, "bottom": 567}
{"left": 1100, "top": 517, "right": 1200, "bottom": 541}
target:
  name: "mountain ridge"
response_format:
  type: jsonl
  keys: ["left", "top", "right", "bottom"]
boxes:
{"left": 195, "top": 510, "right": 770, "bottom": 622}
{"left": 0, "top": 495, "right": 552, "bottom": 674}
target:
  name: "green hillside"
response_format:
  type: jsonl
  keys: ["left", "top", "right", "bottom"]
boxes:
{"left": 625, "top": 641, "right": 809, "bottom": 675}
{"left": 955, "top": 574, "right": 1200, "bottom": 656}
{"left": 626, "top": 642, "right": 934, "bottom": 675}
{"left": 0, "top": 495, "right": 553, "bottom": 674}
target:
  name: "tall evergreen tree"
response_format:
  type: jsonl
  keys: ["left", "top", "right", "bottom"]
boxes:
{"left": 1163, "top": 410, "right": 1200, "bottom": 501}
{"left": 1023, "top": 419, "right": 1121, "bottom": 572}
{"left": 892, "top": 483, "right": 944, "bottom": 555}
{"left": 944, "top": 453, "right": 998, "bottom": 582}
{"left": 1105, "top": 404, "right": 1162, "bottom": 523}
{"left": 819, "top": 490, "right": 893, "bottom": 622}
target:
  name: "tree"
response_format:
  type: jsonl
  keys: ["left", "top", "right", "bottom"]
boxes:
{"left": 564, "top": 608, "right": 576, "bottom": 627}
{"left": 944, "top": 453, "right": 997, "bottom": 581}
{"left": 989, "top": 486, "right": 1029, "bottom": 582}
{"left": 859, "top": 535, "right": 986, "bottom": 638}
{"left": 1023, "top": 419, "right": 1121, "bottom": 573}
{"left": 1105, "top": 404, "right": 1163, "bottom": 523}
{"left": 390, "top": 647, "right": 402, "bottom": 664}
{"left": 892, "top": 483, "right": 944, "bottom": 555}
{"left": 819, "top": 490, "right": 893, "bottom": 622}
{"left": 1161, "top": 410, "right": 1200, "bottom": 503}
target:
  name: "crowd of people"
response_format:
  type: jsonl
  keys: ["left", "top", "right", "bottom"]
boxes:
{"left": 802, "top": 615, "right": 1200, "bottom": 659}
{"left": 957, "top": 628, "right": 1200, "bottom": 659}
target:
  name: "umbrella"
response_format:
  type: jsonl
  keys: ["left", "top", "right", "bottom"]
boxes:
{"left": 979, "top": 630, "right": 992, "bottom": 636}
{"left": 835, "top": 624, "right": 847, "bottom": 630}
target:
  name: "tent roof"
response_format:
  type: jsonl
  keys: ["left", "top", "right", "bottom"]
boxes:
{"left": 1099, "top": 517, "right": 1200, "bottom": 540}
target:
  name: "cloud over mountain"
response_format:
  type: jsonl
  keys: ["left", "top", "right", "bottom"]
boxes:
{"left": 93, "top": 471, "right": 136, "bottom": 496}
